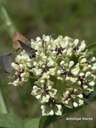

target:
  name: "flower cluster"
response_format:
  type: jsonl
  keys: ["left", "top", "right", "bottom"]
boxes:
{"left": 9, "top": 35, "right": 96, "bottom": 116}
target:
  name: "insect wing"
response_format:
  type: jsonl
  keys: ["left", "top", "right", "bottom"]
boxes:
{"left": 0, "top": 55, "right": 4, "bottom": 68}
{"left": 18, "top": 40, "right": 36, "bottom": 58}
{"left": 13, "top": 32, "right": 30, "bottom": 50}
{"left": 3, "top": 53, "right": 12, "bottom": 74}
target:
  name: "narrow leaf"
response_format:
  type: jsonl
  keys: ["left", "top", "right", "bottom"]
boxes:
{"left": 0, "top": 90, "right": 8, "bottom": 114}
{"left": 86, "top": 42, "right": 96, "bottom": 51}
{"left": 24, "top": 118, "right": 40, "bottom": 128}
{"left": 0, "top": 114, "right": 23, "bottom": 128}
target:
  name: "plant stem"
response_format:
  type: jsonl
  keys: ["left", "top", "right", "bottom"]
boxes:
{"left": 0, "top": 89, "right": 8, "bottom": 114}
{"left": 0, "top": 6, "right": 17, "bottom": 38}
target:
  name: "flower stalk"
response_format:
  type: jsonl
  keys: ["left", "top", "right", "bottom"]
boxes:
{"left": 0, "top": 6, "right": 17, "bottom": 38}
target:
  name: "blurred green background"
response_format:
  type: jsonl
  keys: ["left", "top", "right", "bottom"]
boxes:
{"left": 0, "top": 0, "right": 96, "bottom": 128}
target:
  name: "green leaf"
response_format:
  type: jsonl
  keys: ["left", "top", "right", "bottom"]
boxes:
{"left": 0, "top": 90, "right": 8, "bottom": 114}
{"left": 0, "top": 114, "right": 41, "bottom": 128}
{"left": 86, "top": 42, "right": 96, "bottom": 51}
{"left": 0, "top": 7, "right": 17, "bottom": 38}
{"left": 24, "top": 118, "right": 40, "bottom": 128}
{"left": 0, "top": 114, "right": 23, "bottom": 128}
{"left": 39, "top": 115, "right": 58, "bottom": 128}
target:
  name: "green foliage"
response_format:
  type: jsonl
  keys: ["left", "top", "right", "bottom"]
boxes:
{"left": 25, "top": 118, "right": 40, "bottom": 128}
{"left": 0, "top": 90, "right": 7, "bottom": 114}
{"left": 86, "top": 42, "right": 96, "bottom": 51}
{"left": 0, "top": 114, "right": 23, "bottom": 128}
{"left": 0, "top": 114, "right": 40, "bottom": 128}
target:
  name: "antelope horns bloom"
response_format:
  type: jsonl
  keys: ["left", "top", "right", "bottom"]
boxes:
{"left": 9, "top": 35, "right": 96, "bottom": 116}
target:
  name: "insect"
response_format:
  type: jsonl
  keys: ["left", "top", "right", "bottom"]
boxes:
{"left": 13, "top": 32, "right": 36, "bottom": 58}
{"left": 0, "top": 53, "right": 12, "bottom": 75}
{"left": 18, "top": 40, "right": 36, "bottom": 58}
{"left": 13, "top": 32, "right": 30, "bottom": 51}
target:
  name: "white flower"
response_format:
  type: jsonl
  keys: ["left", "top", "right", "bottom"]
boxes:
{"left": 74, "top": 39, "right": 79, "bottom": 45}
{"left": 77, "top": 40, "right": 86, "bottom": 53}
{"left": 57, "top": 70, "right": 61, "bottom": 75}
{"left": 31, "top": 81, "right": 57, "bottom": 103}
{"left": 77, "top": 94, "right": 83, "bottom": 98}
{"left": 92, "top": 63, "right": 96, "bottom": 70}
{"left": 71, "top": 63, "right": 80, "bottom": 76}
{"left": 55, "top": 104, "right": 62, "bottom": 116}
{"left": 9, "top": 79, "right": 19, "bottom": 86}
{"left": 73, "top": 102, "right": 78, "bottom": 107}
{"left": 80, "top": 58, "right": 87, "bottom": 63}
{"left": 36, "top": 37, "right": 41, "bottom": 41}
{"left": 69, "top": 61, "right": 74, "bottom": 68}
{"left": 41, "top": 103, "right": 62, "bottom": 116}
{"left": 60, "top": 61, "right": 64, "bottom": 66}
{"left": 62, "top": 88, "right": 84, "bottom": 108}
{"left": 12, "top": 63, "right": 19, "bottom": 70}
{"left": 66, "top": 48, "right": 72, "bottom": 56}
{"left": 89, "top": 81, "right": 95, "bottom": 86}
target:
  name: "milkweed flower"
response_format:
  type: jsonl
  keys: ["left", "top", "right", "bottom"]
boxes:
{"left": 9, "top": 35, "right": 96, "bottom": 116}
